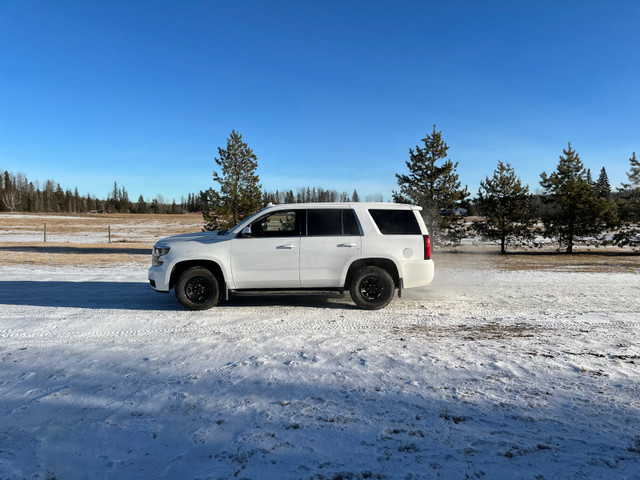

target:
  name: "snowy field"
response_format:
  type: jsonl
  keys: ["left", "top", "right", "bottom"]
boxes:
{"left": 1, "top": 254, "right": 639, "bottom": 480}
{"left": 0, "top": 213, "right": 202, "bottom": 244}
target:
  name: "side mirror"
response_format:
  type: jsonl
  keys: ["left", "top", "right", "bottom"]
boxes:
{"left": 240, "top": 226, "right": 252, "bottom": 238}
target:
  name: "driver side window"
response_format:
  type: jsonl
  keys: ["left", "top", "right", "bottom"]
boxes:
{"left": 250, "top": 210, "right": 299, "bottom": 237}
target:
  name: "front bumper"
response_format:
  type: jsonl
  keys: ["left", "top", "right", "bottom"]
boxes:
{"left": 148, "top": 266, "right": 170, "bottom": 292}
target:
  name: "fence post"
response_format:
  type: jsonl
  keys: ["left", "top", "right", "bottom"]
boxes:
{"left": 108, "top": 225, "right": 111, "bottom": 243}
{"left": 44, "top": 223, "right": 47, "bottom": 242}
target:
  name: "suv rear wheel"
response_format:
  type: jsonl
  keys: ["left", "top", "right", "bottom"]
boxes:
{"left": 350, "top": 266, "right": 395, "bottom": 310}
{"left": 175, "top": 266, "right": 221, "bottom": 310}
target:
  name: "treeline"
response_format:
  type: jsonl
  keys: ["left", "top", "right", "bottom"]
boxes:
{"left": 0, "top": 171, "right": 193, "bottom": 214}
{"left": 261, "top": 187, "right": 384, "bottom": 205}
{"left": 0, "top": 170, "right": 374, "bottom": 216}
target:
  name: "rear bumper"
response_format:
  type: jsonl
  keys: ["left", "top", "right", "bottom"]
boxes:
{"left": 401, "top": 259, "right": 435, "bottom": 289}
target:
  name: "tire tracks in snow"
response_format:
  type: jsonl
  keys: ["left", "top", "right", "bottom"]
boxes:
{"left": 1, "top": 305, "right": 638, "bottom": 348}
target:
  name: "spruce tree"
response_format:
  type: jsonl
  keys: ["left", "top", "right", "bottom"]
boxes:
{"left": 540, "top": 143, "right": 614, "bottom": 253}
{"left": 585, "top": 168, "right": 594, "bottom": 187}
{"left": 474, "top": 161, "right": 532, "bottom": 254}
{"left": 595, "top": 167, "right": 611, "bottom": 199}
{"left": 136, "top": 195, "right": 150, "bottom": 214}
{"left": 621, "top": 152, "right": 640, "bottom": 189}
{"left": 393, "top": 125, "right": 468, "bottom": 242}
{"left": 614, "top": 152, "right": 640, "bottom": 245}
{"left": 285, "top": 190, "right": 295, "bottom": 203}
{"left": 203, "top": 130, "right": 262, "bottom": 231}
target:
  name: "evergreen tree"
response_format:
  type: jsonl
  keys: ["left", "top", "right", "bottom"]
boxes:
{"left": 393, "top": 125, "right": 469, "bottom": 242}
{"left": 203, "top": 130, "right": 262, "bottom": 231}
{"left": 621, "top": 152, "right": 640, "bottom": 189}
{"left": 585, "top": 168, "right": 594, "bottom": 187}
{"left": 540, "top": 143, "right": 616, "bottom": 253}
{"left": 64, "top": 189, "right": 73, "bottom": 212}
{"left": 595, "top": 167, "right": 611, "bottom": 199}
{"left": 73, "top": 187, "right": 80, "bottom": 212}
{"left": 352, "top": 189, "right": 360, "bottom": 202}
{"left": 474, "top": 161, "right": 532, "bottom": 253}
{"left": 136, "top": 194, "right": 150, "bottom": 214}
{"left": 119, "top": 185, "right": 131, "bottom": 213}
{"left": 614, "top": 152, "right": 640, "bottom": 246}
{"left": 285, "top": 190, "right": 295, "bottom": 203}
{"left": 54, "top": 184, "right": 65, "bottom": 212}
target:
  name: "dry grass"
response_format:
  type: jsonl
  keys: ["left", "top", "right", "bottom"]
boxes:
{"left": 0, "top": 213, "right": 202, "bottom": 266}
{"left": 0, "top": 243, "right": 153, "bottom": 266}
{"left": 435, "top": 246, "right": 640, "bottom": 273}
{"left": 394, "top": 323, "right": 541, "bottom": 341}
{"left": 0, "top": 212, "right": 202, "bottom": 238}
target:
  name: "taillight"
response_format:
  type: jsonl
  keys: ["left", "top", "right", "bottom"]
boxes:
{"left": 424, "top": 235, "right": 431, "bottom": 260}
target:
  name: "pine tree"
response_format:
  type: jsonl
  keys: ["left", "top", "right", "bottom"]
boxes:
{"left": 203, "top": 130, "right": 262, "bottom": 231}
{"left": 393, "top": 125, "right": 469, "bottom": 242}
{"left": 540, "top": 143, "right": 615, "bottom": 253}
{"left": 352, "top": 189, "right": 360, "bottom": 202}
{"left": 136, "top": 195, "right": 150, "bottom": 214}
{"left": 614, "top": 152, "right": 640, "bottom": 245}
{"left": 622, "top": 152, "right": 640, "bottom": 189}
{"left": 585, "top": 168, "right": 594, "bottom": 187}
{"left": 285, "top": 190, "right": 295, "bottom": 203}
{"left": 119, "top": 186, "right": 131, "bottom": 213}
{"left": 595, "top": 167, "right": 611, "bottom": 199}
{"left": 474, "top": 161, "right": 532, "bottom": 253}
{"left": 54, "top": 184, "right": 65, "bottom": 212}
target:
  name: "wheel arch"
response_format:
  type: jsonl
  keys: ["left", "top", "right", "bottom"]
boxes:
{"left": 344, "top": 258, "right": 400, "bottom": 290}
{"left": 170, "top": 260, "right": 226, "bottom": 291}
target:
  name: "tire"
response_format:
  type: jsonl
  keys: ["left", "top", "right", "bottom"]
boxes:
{"left": 175, "top": 266, "right": 221, "bottom": 310}
{"left": 349, "top": 266, "right": 395, "bottom": 310}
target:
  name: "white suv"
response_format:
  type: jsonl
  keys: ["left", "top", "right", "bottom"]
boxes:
{"left": 148, "top": 203, "right": 434, "bottom": 310}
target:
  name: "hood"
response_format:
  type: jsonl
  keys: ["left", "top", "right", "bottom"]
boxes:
{"left": 155, "top": 230, "right": 232, "bottom": 246}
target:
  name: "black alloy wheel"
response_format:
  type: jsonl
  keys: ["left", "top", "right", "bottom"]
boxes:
{"left": 350, "top": 266, "right": 395, "bottom": 310}
{"left": 175, "top": 266, "right": 221, "bottom": 310}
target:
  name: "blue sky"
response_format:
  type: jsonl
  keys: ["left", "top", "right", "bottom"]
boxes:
{"left": 1, "top": 0, "right": 639, "bottom": 203}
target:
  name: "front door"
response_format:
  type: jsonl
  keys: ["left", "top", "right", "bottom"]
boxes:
{"left": 230, "top": 209, "right": 302, "bottom": 289}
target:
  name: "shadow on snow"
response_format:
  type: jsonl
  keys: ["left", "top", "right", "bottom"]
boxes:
{"left": 0, "top": 281, "right": 355, "bottom": 310}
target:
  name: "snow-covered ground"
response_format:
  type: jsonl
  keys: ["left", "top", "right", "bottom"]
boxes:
{"left": 1, "top": 262, "right": 639, "bottom": 479}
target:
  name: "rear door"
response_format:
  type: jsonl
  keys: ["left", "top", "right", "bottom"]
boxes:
{"left": 299, "top": 208, "right": 362, "bottom": 288}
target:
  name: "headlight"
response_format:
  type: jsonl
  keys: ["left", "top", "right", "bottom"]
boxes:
{"left": 152, "top": 246, "right": 170, "bottom": 267}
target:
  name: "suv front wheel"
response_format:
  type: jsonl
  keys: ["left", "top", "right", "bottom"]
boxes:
{"left": 349, "top": 266, "right": 395, "bottom": 310}
{"left": 175, "top": 266, "right": 221, "bottom": 310}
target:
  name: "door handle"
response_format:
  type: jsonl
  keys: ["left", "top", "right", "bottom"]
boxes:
{"left": 337, "top": 243, "right": 357, "bottom": 248}
{"left": 277, "top": 244, "right": 297, "bottom": 249}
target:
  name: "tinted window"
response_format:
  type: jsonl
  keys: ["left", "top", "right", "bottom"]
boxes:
{"left": 369, "top": 209, "right": 421, "bottom": 235}
{"left": 308, "top": 209, "right": 342, "bottom": 236}
{"left": 306, "top": 209, "right": 362, "bottom": 236}
{"left": 343, "top": 209, "right": 361, "bottom": 235}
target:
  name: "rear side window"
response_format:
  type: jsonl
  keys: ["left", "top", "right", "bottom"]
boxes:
{"left": 369, "top": 209, "right": 421, "bottom": 235}
{"left": 307, "top": 209, "right": 362, "bottom": 236}
{"left": 343, "top": 209, "right": 360, "bottom": 235}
